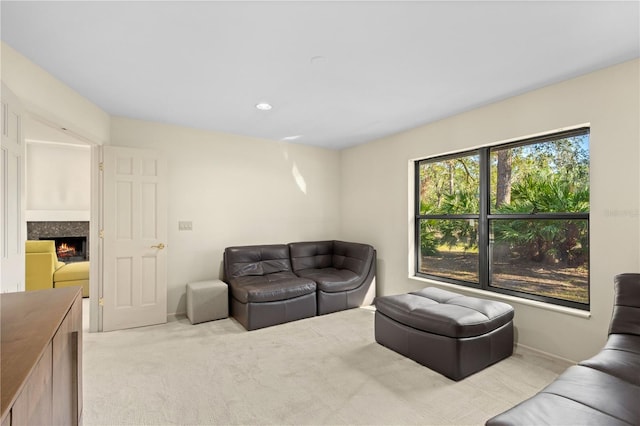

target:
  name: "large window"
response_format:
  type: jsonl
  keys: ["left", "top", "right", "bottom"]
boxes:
{"left": 415, "top": 128, "right": 590, "bottom": 310}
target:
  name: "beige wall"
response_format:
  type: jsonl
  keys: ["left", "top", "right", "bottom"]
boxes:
{"left": 110, "top": 117, "right": 342, "bottom": 315}
{"left": 4, "top": 38, "right": 639, "bottom": 361}
{"left": 1, "top": 41, "right": 110, "bottom": 144}
{"left": 341, "top": 59, "right": 640, "bottom": 362}
{"left": 26, "top": 142, "right": 91, "bottom": 221}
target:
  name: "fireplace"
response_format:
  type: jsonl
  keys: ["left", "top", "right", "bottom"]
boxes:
{"left": 28, "top": 221, "right": 90, "bottom": 261}
{"left": 42, "top": 236, "right": 87, "bottom": 263}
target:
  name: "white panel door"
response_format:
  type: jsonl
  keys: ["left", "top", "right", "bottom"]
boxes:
{"left": 102, "top": 146, "right": 167, "bottom": 331}
{"left": 1, "top": 83, "right": 25, "bottom": 293}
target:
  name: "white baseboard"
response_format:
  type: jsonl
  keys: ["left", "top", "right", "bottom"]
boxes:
{"left": 167, "top": 312, "right": 187, "bottom": 322}
{"left": 514, "top": 342, "right": 577, "bottom": 367}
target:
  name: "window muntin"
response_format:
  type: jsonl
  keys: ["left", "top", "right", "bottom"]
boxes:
{"left": 415, "top": 128, "right": 590, "bottom": 310}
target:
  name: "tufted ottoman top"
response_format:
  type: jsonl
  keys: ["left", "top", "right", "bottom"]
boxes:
{"left": 375, "top": 287, "right": 514, "bottom": 338}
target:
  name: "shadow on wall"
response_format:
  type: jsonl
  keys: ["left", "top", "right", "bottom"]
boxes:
{"left": 218, "top": 259, "right": 225, "bottom": 280}
{"left": 376, "top": 258, "right": 385, "bottom": 296}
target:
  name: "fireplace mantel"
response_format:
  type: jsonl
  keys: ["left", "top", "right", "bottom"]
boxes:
{"left": 26, "top": 210, "right": 90, "bottom": 222}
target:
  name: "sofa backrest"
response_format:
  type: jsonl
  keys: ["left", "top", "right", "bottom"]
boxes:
{"left": 289, "top": 240, "right": 374, "bottom": 275}
{"left": 224, "top": 244, "right": 292, "bottom": 279}
{"left": 289, "top": 241, "right": 334, "bottom": 271}
{"left": 25, "top": 240, "right": 64, "bottom": 291}
{"left": 332, "top": 240, "right": 374, "bottom": 276}
{"left": 26, "top": 240, "right": 56, "bottom": 254}
{"left": 609, "top": 273, "right": 640, "bottom": 336}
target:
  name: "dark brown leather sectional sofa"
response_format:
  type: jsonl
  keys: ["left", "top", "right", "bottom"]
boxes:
{"left": 223, "top": 240, "right": 376, "bottom": 330}
{"left": 486, "top": 273, "right": 640, "bottom": 425}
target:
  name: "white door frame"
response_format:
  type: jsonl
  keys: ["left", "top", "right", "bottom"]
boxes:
{"left": 23, "top": 112, "right": 103, "bottom": 332}
{"left": 4, "top": 92, "right": 169, "bottom": 333}
{"left": 90, "top": 143, "right": 102, "bottom": 332}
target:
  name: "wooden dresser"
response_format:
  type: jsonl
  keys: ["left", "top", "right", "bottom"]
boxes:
{"left": 1, "top": 287, "right": 82, "bottom": 426}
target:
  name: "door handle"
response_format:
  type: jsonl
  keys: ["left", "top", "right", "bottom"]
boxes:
{"left": 151, "top": 243, "right": 166, "bottom": 250}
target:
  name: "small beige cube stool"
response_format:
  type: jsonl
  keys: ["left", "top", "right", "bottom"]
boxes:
{"left": 186, "top": 279, "right": 228, "bottom": 324}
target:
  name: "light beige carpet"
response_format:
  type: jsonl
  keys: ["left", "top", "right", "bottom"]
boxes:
{"left": 82, "top": 306, "right": 569, "bottom": 425}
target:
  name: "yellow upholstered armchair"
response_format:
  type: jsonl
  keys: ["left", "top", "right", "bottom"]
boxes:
{"left": 25, "top": 240, "right": 90, "bottom": 297}
{"left": 25, "top": 240, "right": 65, "bottom": 291}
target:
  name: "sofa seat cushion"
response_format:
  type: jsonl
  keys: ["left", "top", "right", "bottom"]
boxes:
{"left": 541, "top": 365, "right": 640, "bottom": 424}
{"left": 230, "top": 273, "right": 316, "bottom": 304}
{"left": 294, "top": 268, "right": 361, "bottom": 292}
{"left": 579, "top": 348, "right": 640, "bottom": 386}
{"left": 489, "top": 365, "right": 640, "bottom": 425}
{"left": 375, "top": 287, "right": 514, "bottom": 338}
{"left": 486, "top": 391, "right": 630, "bottom": 426}
{"left": 54, "top": 261, "right": 89, "bottom": 282}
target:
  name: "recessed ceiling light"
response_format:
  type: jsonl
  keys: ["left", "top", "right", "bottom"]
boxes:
{"left": 255, "top": 103, "right": 272, "bottom": 111}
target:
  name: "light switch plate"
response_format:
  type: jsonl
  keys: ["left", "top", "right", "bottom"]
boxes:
{"left": 178, "top": 221, "right": 193, "bottom": 231}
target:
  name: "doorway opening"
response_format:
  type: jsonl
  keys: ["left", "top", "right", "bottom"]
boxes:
{"left": 25, "top": 114, "right": 100, "bottom": 332}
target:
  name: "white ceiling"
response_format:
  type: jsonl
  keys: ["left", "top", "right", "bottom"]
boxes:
{"left": 2, "top": 1, "right": 639, "bottom": 150}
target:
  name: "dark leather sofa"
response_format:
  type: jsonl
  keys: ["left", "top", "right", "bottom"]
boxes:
{"left": 486, "top": 273, "right": 640, "bottom": 425}
{"left": 289, "top": 241, "right": 376, "bottom": 315}
{"left": 224, "top": 240, "right": 376, "bottom": 330}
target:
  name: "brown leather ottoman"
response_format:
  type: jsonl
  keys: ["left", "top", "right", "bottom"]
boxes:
{"left": 375, "top": 287, "right": 514, "bottom": 380}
